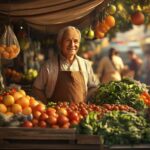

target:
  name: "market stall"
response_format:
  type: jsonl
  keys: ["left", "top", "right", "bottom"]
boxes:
{"left": 0, "top": 0, "right": 150, "bottom": 150}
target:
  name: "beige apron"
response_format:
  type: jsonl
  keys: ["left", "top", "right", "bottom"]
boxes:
{"left": 50, "top": 56, "right": 86, "bottom": 103}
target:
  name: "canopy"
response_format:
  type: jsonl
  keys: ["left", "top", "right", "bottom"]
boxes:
{"left": 0, "top": 0, "right": 108, "bottom": 33}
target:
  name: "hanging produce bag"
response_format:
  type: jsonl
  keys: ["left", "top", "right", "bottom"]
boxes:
{"left": 0, "top": 25, "right": 20, "bottom": 59}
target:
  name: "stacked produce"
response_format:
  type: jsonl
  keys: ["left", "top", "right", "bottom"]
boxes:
{"left": 77, "top": 111, "right": 150, "bottom": 145}
{"left": 0, "top": 78, "right": 150, "bottom": 146}
{"left": 4, "top": 68, "right": 38, "bottom": 84}
{"left": 0, "top": 87, "right": 137, "bottom": 128}
{"left": 92, "top": 78, "right": 148, "bottom": 110}
{"left": 76, "top": 78, "right": 150, "bottom": 145}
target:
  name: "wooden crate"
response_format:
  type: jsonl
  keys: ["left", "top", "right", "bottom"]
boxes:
{"left": 0, "top": 127, "right": 102, "bottom": 150}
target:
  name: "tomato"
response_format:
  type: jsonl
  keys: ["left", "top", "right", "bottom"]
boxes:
{"left": 39, "top": 113, "right": 49, "bottom": 121}
{"left": 39, "top": 120, "right": 47, "bottom": 128}
{"left": 51, "top": 124, "right": 59, "bottom": 129}
{"left": 57, "top": 107, "right": 68, "bottom": 116}
{"left": 69, "top": 112, "right": 79, "bottom": 122}
{"left": 61, "top": 122, "right": 70, "bottom": 129}
{"left": 22, "top": 121, "right": 33, "bottom": 128}
{"left": 46, "top": 107, "right": 56, "bottom": 114}
{"left": 47, "top": 116, "right": 57, "bottom": 125}
{"left": 80, "top": 108, "right": 88, "bottom": 117}
{"left": 33, "top": 103, "right": 46, "bottom": 112}
{"left": 103, "top": 104, "right": 112, "bottom": 110}
{"left": 70, "top": 120, "right": 79, "bottom": 126}
{"left": 33, "top": 110, "right": 41, "bottom": 119}
{"left": 57, "top": 115, "right": 69, "bottom": 126}
{"left": 113, "top": 105, "right": 119, "bottom": 110}
{"left": 31, "top": 119, "right": 39, "bottom": 127}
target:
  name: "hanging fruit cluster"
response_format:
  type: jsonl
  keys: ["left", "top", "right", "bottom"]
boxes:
{"left": 0, "top": 25, "right": 20, "bottom": 59}
{"left": 95, "top": 15, "right": 116, "bottom": 39}
{"left": 93, "top": 0, "right": 150, "bottom": 39}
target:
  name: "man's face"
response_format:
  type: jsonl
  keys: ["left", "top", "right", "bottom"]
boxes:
{"left": 61, "top": 29, "right": 80, "bottom": 58}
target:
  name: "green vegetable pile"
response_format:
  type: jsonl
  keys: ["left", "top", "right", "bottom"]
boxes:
{"left": 97, "top": 111, "right": 150, "bottom": 145}
{"left": 77, "top": 111, "right": 150, "bottom": 145}
{"left": 93, "top": 78, "right": 147, "bottom": 110}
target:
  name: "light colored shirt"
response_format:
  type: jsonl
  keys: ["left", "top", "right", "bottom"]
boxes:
{"left": 33, "top": 53, "right": 99, "bottom": 98}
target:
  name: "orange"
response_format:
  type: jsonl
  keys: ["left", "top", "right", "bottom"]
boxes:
{"left": 12, "top": 91, "right": 23, "bottom": 101}
{"left": 11, "top": 104, "right": 22, "bottom": 114}
{"left": 29, "top": 97, "right": 39, "bottom": 108}
{"left": 0, "top": 104, "right": 7, "bottom": 113}
{"left": 5, "top": 112, "right": 13, "bottom": 116}
{"left": 16, "top": 96, "right": 30, "bottom": 108}
{"left": 18, "top": 89, "right": 26, "bottom": 96}
{"left": 33, "top": 103, "right": 46, "bottom": 112}
{"left": 33, "top": 110, "right": 41, "bottom": 119}
{"left": 95, "top": 30, "right": 105, "bottom": 39}
{"left": 22, "top": 107, "right": 32, "bottom": 115}
{"left": 97, "top": 22, "right": 110, "bottom": 33}
{"left": 104, "top": 15, "right": 115, "bottom": 27}
{"left": 3, "top": 95, "right": 15, "bottom": 106}
{"left": 1, "top": 51, "right": 10, "bottom": 59}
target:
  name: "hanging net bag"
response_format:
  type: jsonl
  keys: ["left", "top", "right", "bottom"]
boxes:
{"left": 0, "top": 25, "right": 20, "bottom": 59}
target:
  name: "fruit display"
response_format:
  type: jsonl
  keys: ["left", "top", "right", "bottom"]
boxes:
{"left": 23, "top": 69, "right": 38, "bottom": 81}
{"left": 0, "top": 44, "right": 20, "bottom": 59}
{"left": 95, "top": 15, "right": 115, "bottom": 39}
{"left": 0, "top": 77, "right": 149, "bottom": 146}
{"left": 0, "top": 87, "right": 137, "bottom": 128}
{"left": 4, "top": 68, "right": 23, "bottom": 83}
{"left": 3, "top": 68, "right": 38, "bottom": 84}
{"left": 0, "top": 25, "right": 20, "bottom": 59}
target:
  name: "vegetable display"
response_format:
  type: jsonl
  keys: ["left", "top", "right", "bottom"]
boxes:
{"left": 92, "top": 78, "right": 147, "bottom": 110}
{"left": 77, "top": 110, "right": 150, "bottom": 145}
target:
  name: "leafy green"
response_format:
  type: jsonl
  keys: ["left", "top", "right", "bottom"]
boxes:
{"left": 92, "top": 78, "right": 147, "bottom": 110}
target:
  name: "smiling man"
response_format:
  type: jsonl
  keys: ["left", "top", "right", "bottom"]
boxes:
{"left": 32, "top": 26, "right": 99, "bottom": 104}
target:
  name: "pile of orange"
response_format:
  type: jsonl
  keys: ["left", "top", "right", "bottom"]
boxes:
{"left": 0, "top": 44, "right": 20, "bottom": 59}
{"left": 0, "top": 89, "right": 40, "bottom": 116}
{"left": 95, "top": 15, "right": 116, "bottom": 39}
{"left": 4, "top": 68, "right": 23, "bottom": 83}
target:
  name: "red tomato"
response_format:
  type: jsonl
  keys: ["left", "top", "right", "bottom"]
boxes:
{"left": 70, "top": 120, "right": 79, "bottom": 126}
{"left": 39, "top": 120, "right": 47, "bottom": 128}
{"left": 51, "top": 124, "right": 59, "bottom": 129}
{"left": 57, "top": 115, "right": 69, "bottom": 126}
{"left": 80, "top": 108, "right": 88, "bottom": 117}
{"left": 39, "top": 113, "right": 49, "bottom": 121}
{"left": 31, "top": 119, "right": 39, "bottom": 127}
{"left": 46, "top": 107, "right": 56, "bottom": 115}
{"left": 61, "top": 122, "right": 70, "bottom": 129}
{"left": 22, "top": 121, "right": 33, "bottom": 128}
{"left": 33, "top": 104, "right": 46, "bottom": 112}
{"left": 47, "top": 116, "right": 57, "bottom": 125}
{"left": 33, "top": 110, "right": 41, "bottom": 119}
{"left": 69, "top": 112, "right": 79, "bottom": 122}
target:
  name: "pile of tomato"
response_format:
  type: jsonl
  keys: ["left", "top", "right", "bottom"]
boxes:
{"left": 23, "top": 102, "right": 136, "bottom": 128}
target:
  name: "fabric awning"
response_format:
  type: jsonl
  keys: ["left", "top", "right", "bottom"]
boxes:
{"left": 0, "top": 0, "right": 108, "bottom": 33}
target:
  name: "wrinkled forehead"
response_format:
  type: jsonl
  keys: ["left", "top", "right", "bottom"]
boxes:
{"left": 62, "top": 28, "right": 80, "bottom": 40}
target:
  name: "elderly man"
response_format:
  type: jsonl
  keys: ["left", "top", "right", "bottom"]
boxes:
{"left": 32, "top": 26, "right": 99, "bottom": 104}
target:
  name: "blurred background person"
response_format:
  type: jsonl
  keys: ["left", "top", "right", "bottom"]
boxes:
{"left": 97, "top": 47, "right": 127, "bottom": 83}
{"left": 127, "top": 50, "right": 143, "bottom": 81}
{"left": 141, "top": 51, "right": 150, "bottom": 85}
